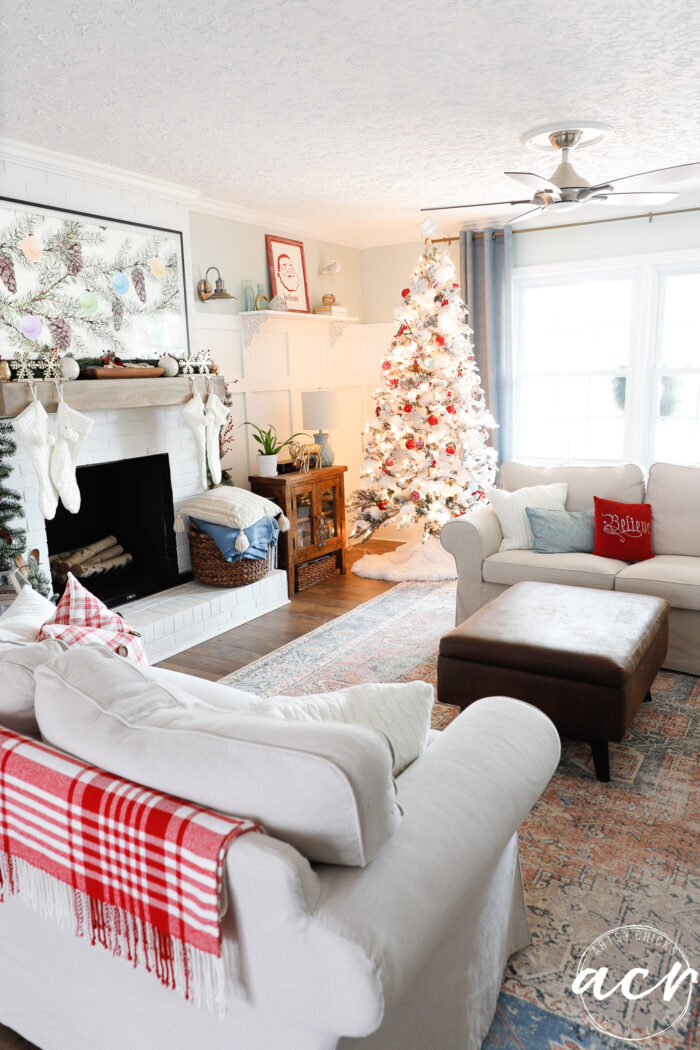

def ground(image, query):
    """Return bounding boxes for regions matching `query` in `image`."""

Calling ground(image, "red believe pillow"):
[38,573,148,667]
[593,497,653,563]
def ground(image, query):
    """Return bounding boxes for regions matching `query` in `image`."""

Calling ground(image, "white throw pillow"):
[174,486,285,532]
[0,639,67,735]
[253,682,434,775]
[0,586,56,644]
[149,666,259,712]
[487,483,568,551]
[35,646,401,867]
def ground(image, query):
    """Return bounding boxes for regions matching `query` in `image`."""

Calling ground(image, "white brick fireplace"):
[9,390,289,662]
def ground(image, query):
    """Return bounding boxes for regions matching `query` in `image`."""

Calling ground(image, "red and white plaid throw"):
[0,728,261,1010]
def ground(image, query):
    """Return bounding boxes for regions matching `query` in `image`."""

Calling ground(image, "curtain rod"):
[430,203,700,243]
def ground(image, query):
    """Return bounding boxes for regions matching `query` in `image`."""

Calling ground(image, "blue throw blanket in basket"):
[191,516,279,562]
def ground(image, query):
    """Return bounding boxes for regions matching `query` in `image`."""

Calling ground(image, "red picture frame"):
[265,235,310,314]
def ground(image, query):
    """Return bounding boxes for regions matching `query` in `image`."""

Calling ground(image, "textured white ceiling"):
[2,0,700,246]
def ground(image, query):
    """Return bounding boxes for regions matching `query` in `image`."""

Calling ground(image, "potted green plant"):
[242,422,309,477]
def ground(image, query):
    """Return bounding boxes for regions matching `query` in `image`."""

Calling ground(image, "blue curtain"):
[460,227,514,464]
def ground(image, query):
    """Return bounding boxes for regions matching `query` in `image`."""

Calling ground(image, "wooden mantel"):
[0,375,226,418]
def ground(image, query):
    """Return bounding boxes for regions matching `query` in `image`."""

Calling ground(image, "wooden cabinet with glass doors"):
[248,465,347,597]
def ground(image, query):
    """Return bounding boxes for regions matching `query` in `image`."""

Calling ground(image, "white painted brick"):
[4,161,47,184]
[64,191,109,213]
[46,171,86,193]
[84,180,124,202]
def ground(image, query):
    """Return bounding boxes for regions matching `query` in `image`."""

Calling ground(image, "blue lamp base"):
[313,431,335,467]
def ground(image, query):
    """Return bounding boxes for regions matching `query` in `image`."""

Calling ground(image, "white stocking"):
[205,392,230,487]
[50,396,94,513]
[182,390,207,490]
[11,395,58,520]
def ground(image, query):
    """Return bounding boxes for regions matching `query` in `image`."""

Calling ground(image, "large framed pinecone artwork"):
[0,197,190,362]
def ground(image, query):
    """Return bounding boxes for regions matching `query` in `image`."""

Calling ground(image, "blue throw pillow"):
[525,506,595,554]
[191,516,279,562]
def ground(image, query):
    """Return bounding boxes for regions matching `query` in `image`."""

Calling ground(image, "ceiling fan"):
[423,126,700,224]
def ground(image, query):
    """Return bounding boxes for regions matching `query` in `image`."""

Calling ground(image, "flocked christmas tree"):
[351,239,497,541]
[0,420,52,598]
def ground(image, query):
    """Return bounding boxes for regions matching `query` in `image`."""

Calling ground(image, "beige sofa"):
[441,461,700,676]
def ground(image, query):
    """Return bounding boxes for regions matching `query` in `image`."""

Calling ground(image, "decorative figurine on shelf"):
[12,348,37,381]
[0,359,11,382]
[61,355,80,380]
[37,347,64,381]
[195,348,212,375]
[267,295,287,312]
[294,442,323,472]
[255,283,269,310]
[178,349,198,376]
[158,353,179,377]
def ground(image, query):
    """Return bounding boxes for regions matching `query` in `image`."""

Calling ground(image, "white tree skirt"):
[351,538,457,582]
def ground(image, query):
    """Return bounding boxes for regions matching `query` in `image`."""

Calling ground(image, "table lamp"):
[302,389,337,467]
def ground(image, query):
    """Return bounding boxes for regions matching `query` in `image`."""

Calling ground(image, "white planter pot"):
[257,454,278,477]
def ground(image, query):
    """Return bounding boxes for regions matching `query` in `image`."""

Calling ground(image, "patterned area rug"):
[221,580,700,1050]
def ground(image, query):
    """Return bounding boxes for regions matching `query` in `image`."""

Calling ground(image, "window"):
[513,260,700,466]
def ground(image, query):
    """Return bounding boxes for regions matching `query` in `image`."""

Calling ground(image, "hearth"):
[45,454,183,607]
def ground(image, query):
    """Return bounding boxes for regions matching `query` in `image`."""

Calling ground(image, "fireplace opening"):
[45,454,184,607]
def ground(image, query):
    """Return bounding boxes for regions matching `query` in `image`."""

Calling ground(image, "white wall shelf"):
[238,310,358,348]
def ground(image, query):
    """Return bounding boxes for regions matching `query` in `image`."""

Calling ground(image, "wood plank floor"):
[156,539,402,680]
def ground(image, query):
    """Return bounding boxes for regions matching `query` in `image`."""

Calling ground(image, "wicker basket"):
[188,524,270,588]
[296,553,337,591]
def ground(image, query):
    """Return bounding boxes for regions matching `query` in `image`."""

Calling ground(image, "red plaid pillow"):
[38,573,148,667]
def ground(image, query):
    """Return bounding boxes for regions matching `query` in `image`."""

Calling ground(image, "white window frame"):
[512,249,700,468]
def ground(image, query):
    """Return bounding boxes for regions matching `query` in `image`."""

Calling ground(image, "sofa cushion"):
[645,462,700,557]
[500,462,645,511]
[483,550,629,590]
[593,497,653,563]
[615,555,700,611]
[486,483,567,551]
[0,639,66,734]
[39,573,148,667]
[34,646,400,868]
[148,666,259,711]
[253,681,434,776]
[0,585,56,644]
[525,506,595,554]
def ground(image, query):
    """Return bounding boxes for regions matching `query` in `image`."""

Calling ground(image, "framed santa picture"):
[265,235,310,313]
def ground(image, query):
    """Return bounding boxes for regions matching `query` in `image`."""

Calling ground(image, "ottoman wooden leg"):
[591,740,610,783]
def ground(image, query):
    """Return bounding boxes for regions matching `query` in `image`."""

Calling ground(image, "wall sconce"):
[197,267,237,302]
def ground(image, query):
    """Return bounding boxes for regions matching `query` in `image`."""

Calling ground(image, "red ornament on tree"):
[403,404,413,413]
[416,438,425,450]
[446,445,456,455]
[411,491,420,501]
[385,458,393,467]
[446,405,456,414]
[406,438,416,449]
[427,414,438,426]
[441,299,449,306]
[378,501,388,510]
[436,335,445,346]
[401,288,410,298]
[389,378,399,387]
[382,361,391,370]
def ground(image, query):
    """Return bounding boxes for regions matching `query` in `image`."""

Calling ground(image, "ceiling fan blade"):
[421,200,532,212]
[505,171,560,193]
[603,162,700,192]
[591,191,678,206]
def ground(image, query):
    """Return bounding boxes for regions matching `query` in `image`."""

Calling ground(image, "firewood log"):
[82,544,124,566]
[57,535,117,574]
[75,553,132,579]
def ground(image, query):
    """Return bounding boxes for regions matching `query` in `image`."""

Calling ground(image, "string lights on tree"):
[350,238,497,542]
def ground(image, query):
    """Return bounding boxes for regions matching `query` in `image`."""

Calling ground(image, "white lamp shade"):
[302,390,337,431]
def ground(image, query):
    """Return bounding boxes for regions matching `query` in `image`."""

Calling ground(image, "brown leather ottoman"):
[437,581,669,781]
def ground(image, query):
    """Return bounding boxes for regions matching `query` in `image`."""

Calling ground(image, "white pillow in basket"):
[253,681,434,775]
[487,482,568,551]
[174,485,289,533]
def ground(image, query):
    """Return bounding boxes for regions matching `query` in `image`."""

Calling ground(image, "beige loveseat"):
[440,461,700,676]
